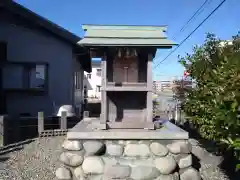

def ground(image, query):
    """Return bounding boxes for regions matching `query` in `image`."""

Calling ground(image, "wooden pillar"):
[147,53,153,90]
[100,54,107,124]
[146,53,153,122]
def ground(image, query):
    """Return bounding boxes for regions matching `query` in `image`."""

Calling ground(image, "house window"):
[3,63,48,90]
[96,85,101,92]
[28,64,47,89]
[96,68,101,76]
[86,73,91,79]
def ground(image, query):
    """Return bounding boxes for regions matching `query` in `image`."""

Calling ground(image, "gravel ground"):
[200,166,230,180]
[0,137,65,180]
[0,136,233,180]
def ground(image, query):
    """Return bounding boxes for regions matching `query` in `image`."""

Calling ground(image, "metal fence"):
[0,112,81,146]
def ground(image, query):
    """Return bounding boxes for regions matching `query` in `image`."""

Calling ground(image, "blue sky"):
[15,0,239,80]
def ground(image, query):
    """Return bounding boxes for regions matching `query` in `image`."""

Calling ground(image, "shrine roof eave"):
[82,24,168,31]
[77,38,177,48]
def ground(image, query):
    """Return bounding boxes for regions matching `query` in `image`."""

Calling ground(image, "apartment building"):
[153,80,173,93]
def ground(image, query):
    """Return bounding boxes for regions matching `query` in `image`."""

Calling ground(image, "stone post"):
[38,112,44,135]
[60,111,67,130]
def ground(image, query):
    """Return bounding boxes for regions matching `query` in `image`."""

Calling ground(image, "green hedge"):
[179,33,240,171]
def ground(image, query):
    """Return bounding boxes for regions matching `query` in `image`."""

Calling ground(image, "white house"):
[83,60,102,101]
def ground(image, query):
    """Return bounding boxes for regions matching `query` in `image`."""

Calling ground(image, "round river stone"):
[155,156,177,175]
[82,156,104,174]
[83,141,105,155]
[130,166,160,180]
[180,168,201,180]
[106,144,124,156]
[59,152,84,167]
[150,142,169,156]
[55,167,72,180]
[124,144,150,157]
[62,140,82,151]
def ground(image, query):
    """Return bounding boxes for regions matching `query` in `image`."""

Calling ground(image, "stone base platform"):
[55,120,201,180]
[67,118,189,140]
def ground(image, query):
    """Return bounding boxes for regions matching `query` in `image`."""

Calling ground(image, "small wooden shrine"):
[78,25,176,130]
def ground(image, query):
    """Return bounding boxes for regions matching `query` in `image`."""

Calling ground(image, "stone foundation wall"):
[56,139,201,180]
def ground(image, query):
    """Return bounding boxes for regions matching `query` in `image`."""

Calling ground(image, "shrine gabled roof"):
[78,24,177,47]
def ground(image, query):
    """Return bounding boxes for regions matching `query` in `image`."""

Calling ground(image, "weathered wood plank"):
[100,55,107,124]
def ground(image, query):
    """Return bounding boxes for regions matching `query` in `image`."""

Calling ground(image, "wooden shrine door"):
[113,57,138,83]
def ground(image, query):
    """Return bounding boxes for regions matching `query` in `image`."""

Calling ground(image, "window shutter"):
[0,42,7,63]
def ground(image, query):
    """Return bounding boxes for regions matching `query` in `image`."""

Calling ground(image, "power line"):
[153,0,212,65]
[154,0,227,69]
[171,0,211,40]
